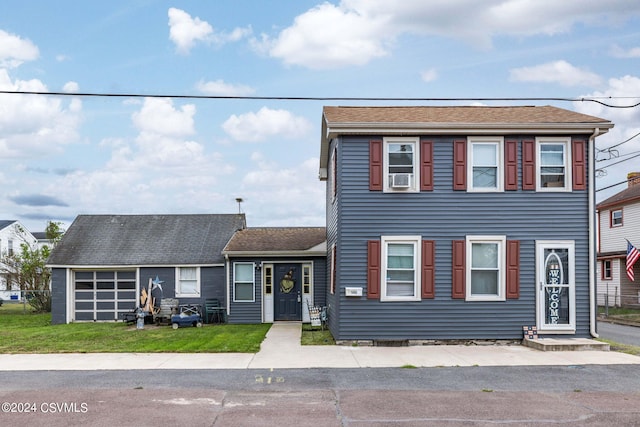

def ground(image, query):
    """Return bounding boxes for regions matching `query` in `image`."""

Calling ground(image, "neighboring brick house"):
[319,105,613,342]
[597,172,640,307]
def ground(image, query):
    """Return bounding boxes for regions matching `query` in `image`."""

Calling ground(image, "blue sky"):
[1,1,640,232]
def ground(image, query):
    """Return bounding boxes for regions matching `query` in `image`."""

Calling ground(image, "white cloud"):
[573,75,640,201]
[222,107,312,142]
[0,29,39,68]
[63,81,79,93]
[509,60,602,87]
[257,2,390,69]
[259,0,640,69]
[131,97,195,138]
[196,79,255,96]
[610,44,640,58]
[240,153,325,226]
[0,69,81,158]
[168,8,252,55]
[421,68,438,82]
[168,8,214,54]
[47,98,236,216]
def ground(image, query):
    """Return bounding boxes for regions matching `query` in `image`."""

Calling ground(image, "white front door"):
[536,241,575,333]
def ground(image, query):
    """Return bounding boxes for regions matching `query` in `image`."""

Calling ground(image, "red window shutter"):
[522,139,536,190]
[452,240,465,299]
[370,140,383,191]
[572,139,586,190]
[506,240,520,299]
[453,140,467,190]
[420,139,434,191]
[367,240,381,299]
[421,240,435,298]
[505,139,518,190]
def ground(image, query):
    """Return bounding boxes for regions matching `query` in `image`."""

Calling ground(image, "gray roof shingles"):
[47,214,246,266]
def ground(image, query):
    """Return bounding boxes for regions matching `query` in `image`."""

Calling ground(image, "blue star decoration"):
[151,276,164,293]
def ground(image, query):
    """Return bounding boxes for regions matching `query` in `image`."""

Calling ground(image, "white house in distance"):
[597,172,640,307]
[0,220,39,300]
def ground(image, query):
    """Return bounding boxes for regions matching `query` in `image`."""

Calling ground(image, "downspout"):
[589,128,601,338]
[225,254,230,319]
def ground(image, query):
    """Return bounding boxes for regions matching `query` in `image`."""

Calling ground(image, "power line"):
[1,89,640,108]
[597,130,640,154]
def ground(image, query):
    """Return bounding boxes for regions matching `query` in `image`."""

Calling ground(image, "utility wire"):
[597,130,640,153]
[1,89,640,108]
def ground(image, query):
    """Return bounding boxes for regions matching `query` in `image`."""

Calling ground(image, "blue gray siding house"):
[222,227,326,324]
[47,215,327,325]
[319,105,613,342]
[47,214,245,324]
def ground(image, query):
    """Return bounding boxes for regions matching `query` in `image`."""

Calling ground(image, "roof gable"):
[47,214,246,266]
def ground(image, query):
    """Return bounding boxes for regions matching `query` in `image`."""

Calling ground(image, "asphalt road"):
[598,321,640,347]
[2,366,640,426]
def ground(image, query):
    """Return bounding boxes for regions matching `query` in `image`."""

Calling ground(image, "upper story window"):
[384,137,419,192]
[611,209,623,227]
[467,137,503,192]
[176,267,200,297]
[381,235,421,301]
[537,137,571,191]
[466,236,506,301]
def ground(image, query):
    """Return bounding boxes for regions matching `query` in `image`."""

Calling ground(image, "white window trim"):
[383,137,420,193]
[467,136,504,192]
[233,262,256,302]
[175,266,201,298]
[465,235,506,301]
[381,235,421,302]
[536,137,572,192]
[536,240,576,333]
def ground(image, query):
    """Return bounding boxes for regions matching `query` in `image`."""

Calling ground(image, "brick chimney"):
[628,172,640,188]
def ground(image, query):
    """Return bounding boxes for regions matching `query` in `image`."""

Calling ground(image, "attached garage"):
[73,270,137,321]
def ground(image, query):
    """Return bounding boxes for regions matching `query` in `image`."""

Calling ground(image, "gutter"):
[589,127,601,338]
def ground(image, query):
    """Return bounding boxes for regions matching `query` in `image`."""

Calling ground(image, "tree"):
[0,221,65,313]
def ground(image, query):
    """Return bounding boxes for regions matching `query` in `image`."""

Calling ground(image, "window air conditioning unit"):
[391,173,411,188]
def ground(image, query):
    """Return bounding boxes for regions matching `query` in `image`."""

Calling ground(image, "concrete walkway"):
[1,322,639,371]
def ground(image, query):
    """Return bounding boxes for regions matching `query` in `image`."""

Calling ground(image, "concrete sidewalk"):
[1,322,639,371]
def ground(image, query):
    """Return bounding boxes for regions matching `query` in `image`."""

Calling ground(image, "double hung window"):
[466,236,506,301]
[611,209,622,227]
[233,263,255,302]
[176,267,199,297]
[468,137,503,191]
[537,138,571,190]
[381,236,420,301]
[384,137,419,192]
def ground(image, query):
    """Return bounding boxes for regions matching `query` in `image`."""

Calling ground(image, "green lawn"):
[0,303,270,354]
[598,306,640,323]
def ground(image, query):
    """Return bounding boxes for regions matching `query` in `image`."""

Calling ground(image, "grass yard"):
[0,303,270,354]
[301,323,335,345]
[598,306,640,324]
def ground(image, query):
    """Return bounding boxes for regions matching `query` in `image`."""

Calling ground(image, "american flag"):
[626,240,640,281]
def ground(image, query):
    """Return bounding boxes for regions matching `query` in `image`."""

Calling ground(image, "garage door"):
[73,270,137,321]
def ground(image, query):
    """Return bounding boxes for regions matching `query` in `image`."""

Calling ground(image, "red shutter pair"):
[369,140,434,191]
[367,240,435,299]
[454,139,518,191]
[451,240,520,299]
[453,139,587,191]
[523,139,586,190]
